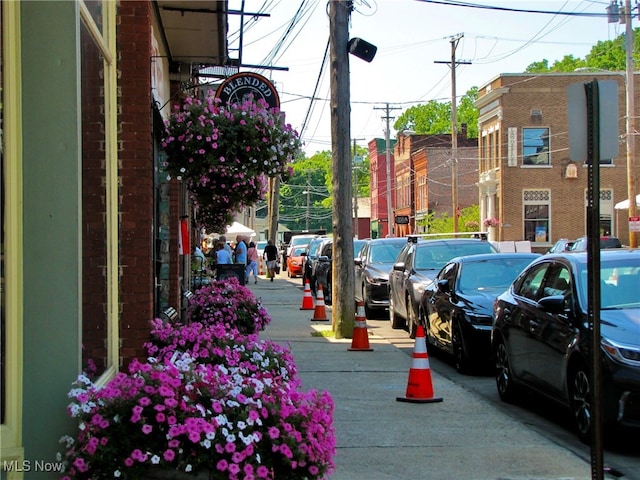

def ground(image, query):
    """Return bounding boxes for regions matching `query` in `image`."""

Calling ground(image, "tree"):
[524,28,640,73]
[393,88,479,138]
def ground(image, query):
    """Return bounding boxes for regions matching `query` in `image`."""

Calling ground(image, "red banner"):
[178,219,189,255]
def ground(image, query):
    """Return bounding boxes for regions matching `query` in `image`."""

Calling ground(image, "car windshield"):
[369,243,404,264]
[292,246,306,256]
[577,260,640,309]
[414,242,496,270]
[458,257,537,294]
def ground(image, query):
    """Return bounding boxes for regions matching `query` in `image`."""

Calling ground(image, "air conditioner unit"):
[530,109,543,118]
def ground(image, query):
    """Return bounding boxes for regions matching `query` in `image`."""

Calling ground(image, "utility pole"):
[624,0,638,248]
[352,138,365,238]
[374,104,400,237]
[305,171,311,231]
[329,0,355,338]
[435,33,471,233]
[267,176,280,244]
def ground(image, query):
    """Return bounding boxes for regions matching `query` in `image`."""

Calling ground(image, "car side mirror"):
[538,295,566,314]
[354,258,363,266]
[393,262,406,272]
[436,279,450,293]
[318,255,330,262]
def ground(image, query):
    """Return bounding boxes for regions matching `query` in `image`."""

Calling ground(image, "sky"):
[226,0,627,155]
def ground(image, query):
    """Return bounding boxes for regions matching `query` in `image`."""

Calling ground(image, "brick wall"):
[117,0,154,365]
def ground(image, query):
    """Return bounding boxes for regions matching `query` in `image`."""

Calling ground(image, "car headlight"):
[602,337,640,366]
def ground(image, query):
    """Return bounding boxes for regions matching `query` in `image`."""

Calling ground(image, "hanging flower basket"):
[161,94,299,216]
[483,217,500,228]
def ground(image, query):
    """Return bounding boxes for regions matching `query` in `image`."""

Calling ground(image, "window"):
[516,263,549,301]
[79,1,118,381]
[523,190,550,243]
[522,127,550,166]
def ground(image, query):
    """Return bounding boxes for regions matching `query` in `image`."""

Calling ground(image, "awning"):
[154,0,228,66]
[614,194,640,210]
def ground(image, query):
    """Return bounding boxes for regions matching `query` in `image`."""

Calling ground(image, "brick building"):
[368,137,396,238]
[475,73,635,248]
[393,129,478,236]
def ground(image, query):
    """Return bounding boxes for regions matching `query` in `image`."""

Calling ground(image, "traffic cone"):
[310,284,329,321]
[396,326,443,403]
[300,280,314,310]
[259,259,264,276]
[348,301,373,351]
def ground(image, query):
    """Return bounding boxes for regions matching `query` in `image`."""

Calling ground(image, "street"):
[253,274,640,480]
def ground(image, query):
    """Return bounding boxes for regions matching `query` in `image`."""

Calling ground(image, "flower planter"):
[146,468,213,480]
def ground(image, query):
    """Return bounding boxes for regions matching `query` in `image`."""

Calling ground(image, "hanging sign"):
[215,72,280,109]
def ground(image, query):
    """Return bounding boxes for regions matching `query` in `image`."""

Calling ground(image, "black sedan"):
[492,249,640,441]
[420,252,539,373]
[388,237,498,336]
[354,237,407,318]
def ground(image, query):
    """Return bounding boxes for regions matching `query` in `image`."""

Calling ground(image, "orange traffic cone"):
[310,284,329,321]
[397,326,442,403]
[348,301,373,351]
[300,280,314,310]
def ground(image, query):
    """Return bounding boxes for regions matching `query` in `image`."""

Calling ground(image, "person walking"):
[245,241,259,284]
[234,235,247,265]
[263,239,279,282]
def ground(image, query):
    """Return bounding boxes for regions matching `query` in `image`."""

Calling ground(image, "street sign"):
[630,216,640,233]
[395,215,409,224]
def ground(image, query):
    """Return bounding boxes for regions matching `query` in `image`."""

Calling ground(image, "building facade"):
[368,137,396,238]
[475,73,634,248]
[1,2,228,476]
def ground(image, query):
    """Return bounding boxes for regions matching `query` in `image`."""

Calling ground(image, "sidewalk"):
[249,274,605,480]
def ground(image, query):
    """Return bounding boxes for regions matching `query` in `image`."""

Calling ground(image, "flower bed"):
[59,279,335,479]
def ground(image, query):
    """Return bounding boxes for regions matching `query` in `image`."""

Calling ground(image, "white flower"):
[151,455,161,465]
[185,465,193,472]
[114,470,121,477]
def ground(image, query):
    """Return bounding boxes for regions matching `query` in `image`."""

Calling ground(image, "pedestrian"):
[220,235,233,257]
[245,241,259,284]
[215,241,232,265]
[234,235,247,265]
[263,239,279,282]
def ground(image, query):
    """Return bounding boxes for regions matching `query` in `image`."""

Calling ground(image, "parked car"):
[388,237,498,336]
[302,236,329,286]
[308,238,334,295]
[283,234,319,272]
[286,246,306,278]
[318,238,368,304]
[492,249,640,441]
[354,237,408,318]
[420,252,539,373]
[570,235,622,251]
[547,238,574,253]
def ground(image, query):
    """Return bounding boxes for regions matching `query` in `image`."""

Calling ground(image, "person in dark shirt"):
[263,239,279,282]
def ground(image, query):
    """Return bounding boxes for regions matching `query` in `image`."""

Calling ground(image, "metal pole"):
[624,0,637,247]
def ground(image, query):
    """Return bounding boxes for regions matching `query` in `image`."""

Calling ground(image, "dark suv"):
[354,237,407,318]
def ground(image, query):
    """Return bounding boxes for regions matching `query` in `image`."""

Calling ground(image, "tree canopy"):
[393,87,479,138]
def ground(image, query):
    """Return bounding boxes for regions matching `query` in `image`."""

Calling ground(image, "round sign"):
[215,72,280,110]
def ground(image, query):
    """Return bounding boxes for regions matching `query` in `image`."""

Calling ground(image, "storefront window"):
[523,189,550,243]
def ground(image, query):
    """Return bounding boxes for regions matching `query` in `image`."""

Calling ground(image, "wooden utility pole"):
[329,0,355,338]
[267,176,279,244]
[435,33,471,233]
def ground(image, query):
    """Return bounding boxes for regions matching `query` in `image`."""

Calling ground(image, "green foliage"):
[418,204,481,237]
[393,88,479,138]
[525,28,640,73]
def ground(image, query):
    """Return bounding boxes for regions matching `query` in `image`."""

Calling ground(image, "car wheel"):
[568,362,592,443]
[452,321,471,374]
[389,295,404,329]
[494,338,520,403]
[407,298,418,339]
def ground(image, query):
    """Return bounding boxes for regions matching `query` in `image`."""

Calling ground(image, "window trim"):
[1,0,25,461]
